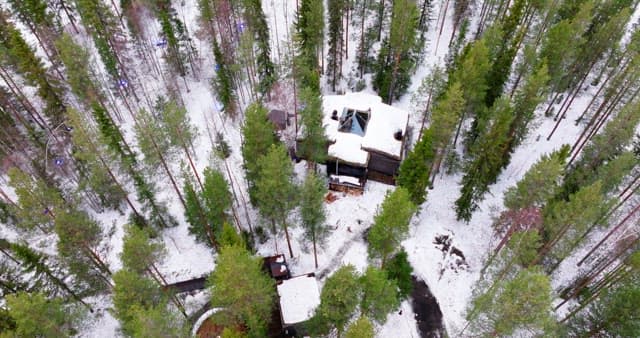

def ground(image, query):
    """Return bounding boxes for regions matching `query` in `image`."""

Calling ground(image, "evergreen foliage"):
[568,274,640,337]
[467,267,555,336]
[345,316,375,338]
[212,38,237,117]
[207,245,275,337]
[314,265,361,336]
[360,266,400,323]
[455,97,514,222]
[327,0,346,91]
[127,303,189,338]
[120,224,165,274]
[74,0,121,80]
[241,102,277,202]
[298,87,327,165]
[54,209,110,291]
[373,0,419,103]
[112,269,165,336]
[200,167,232,242]
[7,168,63,233]
[397,128,435,205]
[503,147,569,211]
[543,181,611,264]
[384,249,414,300]
[254,144,297,257]
[242,0,275,96]
[300,171,328,268]
[4,292,82,337]
[367,187,416,266]
[0,14,64,122]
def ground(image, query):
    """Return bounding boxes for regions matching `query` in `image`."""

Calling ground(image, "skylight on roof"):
[338,108,370,136]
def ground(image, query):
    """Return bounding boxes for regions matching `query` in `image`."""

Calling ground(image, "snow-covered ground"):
[2,0,639,337]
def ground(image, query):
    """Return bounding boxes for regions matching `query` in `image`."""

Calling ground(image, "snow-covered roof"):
[323,92,409,166]
[277,274,321,325]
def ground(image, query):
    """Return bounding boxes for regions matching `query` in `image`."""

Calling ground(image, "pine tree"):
[199,167,232,244]
[296,0,324,75]
[54,209,111,291]
[207,245,275,337]
[300,171,328,269]
[455,97,514,222]
[567,274,640,337]
[241,102,277,201]
[74,0,122,80]
[5,292,83,337]
[212,39,237,117]
[397,128,435,205]
[254,144,297,258]
[112,269,165,336]
[429,81,465,178]
[7,167,64,233]
[327,0,346,91]
[503,147,569,211]
[242,0,275,96]
[360,266,400,323]
[383,249,414,300]
[368,187,416,266]
[541,181,611,265]
[0,13,65,123]
[120,224,165,275]
[127,303,189,338]
[298,87,327,166]
[345,316,375,338]
[373,0,418,103]
[467,267,555,336]
[314,265,362,336]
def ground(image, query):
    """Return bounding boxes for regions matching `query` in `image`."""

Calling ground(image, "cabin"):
[263,254,291,281]
[277,273,321,337]
[322,92,409,192]
[268,109,291,131]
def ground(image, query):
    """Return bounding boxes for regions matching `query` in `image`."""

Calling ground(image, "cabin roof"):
[323,92,409,166]
[277,274,321,325]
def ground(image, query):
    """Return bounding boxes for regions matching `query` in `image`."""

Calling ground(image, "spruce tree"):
[455,97,514,222]
[74,0,122,80]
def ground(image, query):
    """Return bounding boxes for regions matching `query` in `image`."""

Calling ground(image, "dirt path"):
[411,276,446,338]
[316,229,366,279]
